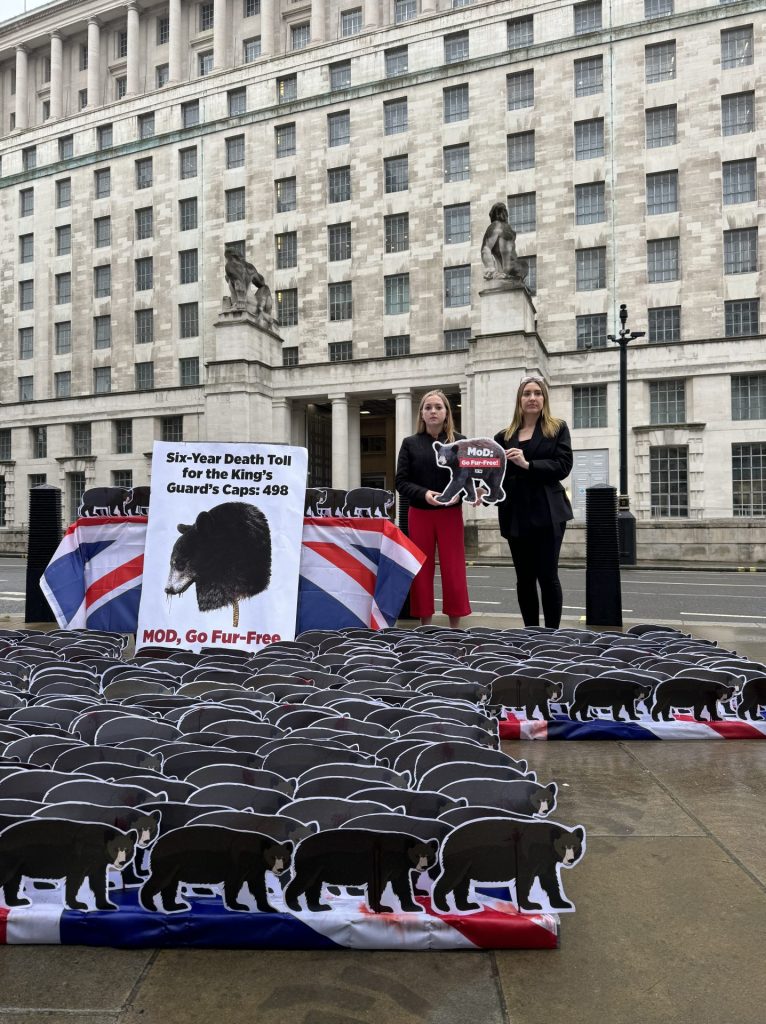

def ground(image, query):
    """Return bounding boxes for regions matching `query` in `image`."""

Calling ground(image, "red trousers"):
[408,506,471,618]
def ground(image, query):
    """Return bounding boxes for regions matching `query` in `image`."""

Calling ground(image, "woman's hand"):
[425,490,459,507]
[505,448,529,470]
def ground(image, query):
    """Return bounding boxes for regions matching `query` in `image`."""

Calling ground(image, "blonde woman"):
[395,390,471,628]
[494,375,573,628]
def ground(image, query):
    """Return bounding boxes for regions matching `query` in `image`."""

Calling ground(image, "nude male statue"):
[480,202,529,284]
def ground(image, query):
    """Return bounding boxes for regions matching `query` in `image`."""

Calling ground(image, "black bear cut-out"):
[651,679,736,722]
[0,818,137,911]
[569,679,652,722]
[432,438,507,504]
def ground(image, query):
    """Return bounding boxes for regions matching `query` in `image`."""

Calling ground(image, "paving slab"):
[495,835,766,1024]
[118,949,506,1024]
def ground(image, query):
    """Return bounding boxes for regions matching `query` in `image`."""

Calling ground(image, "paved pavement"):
[1,614,765,1024]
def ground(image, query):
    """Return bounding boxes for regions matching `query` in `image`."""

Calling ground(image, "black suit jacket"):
[494,420,574,539]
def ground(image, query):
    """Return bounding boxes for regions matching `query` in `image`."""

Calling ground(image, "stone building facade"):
[0,0,763,562]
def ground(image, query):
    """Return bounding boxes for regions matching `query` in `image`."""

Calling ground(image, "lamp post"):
[607,303,644,566]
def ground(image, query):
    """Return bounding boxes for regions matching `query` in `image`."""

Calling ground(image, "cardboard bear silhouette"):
[432,438,507,504]
[651,679,736,722]
[569,679,652,722]
[341,487,395,518]
[431,817,586,915]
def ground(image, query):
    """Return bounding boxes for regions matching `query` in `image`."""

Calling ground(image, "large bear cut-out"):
[432,438,507,505]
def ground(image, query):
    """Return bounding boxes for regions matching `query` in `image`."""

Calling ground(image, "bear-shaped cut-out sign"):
[432,438,507,505]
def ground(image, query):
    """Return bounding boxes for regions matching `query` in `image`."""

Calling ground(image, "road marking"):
[681,611,766,620]
[471,601,502,606]
[0,592,25,597]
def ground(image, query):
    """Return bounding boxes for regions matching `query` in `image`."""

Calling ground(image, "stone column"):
[14,47,28,130]
[331,396,349,490]
[421,0,436,12]
[87,18,101,108]
[311,0,325,43]
[291,403,305,447]
[459,382,471,439]
[365,0,380,29]
[214,0,228,69]
[272,398,292,444]
[348,402,361,489]
[49,34,63,120]
[169,0,184,83]
[394,388,414,455]
[260,0,275,57]
[127,3,140,95]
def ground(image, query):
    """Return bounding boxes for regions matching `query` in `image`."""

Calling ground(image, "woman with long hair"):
[494,375,574,628]
[395,390,471,628]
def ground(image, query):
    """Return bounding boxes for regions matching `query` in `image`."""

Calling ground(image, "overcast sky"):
[2,1,58,22]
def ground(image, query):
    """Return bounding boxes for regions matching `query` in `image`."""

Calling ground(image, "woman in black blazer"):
[493,375,574,628]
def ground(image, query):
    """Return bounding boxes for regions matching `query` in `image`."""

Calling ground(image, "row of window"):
[0,416,183,465]
[13,359,200,403]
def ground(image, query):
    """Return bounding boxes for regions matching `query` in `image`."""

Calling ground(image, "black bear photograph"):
[283,828,438,914]
[165,501,272,627]
[431,818,585,915]
[650,679,736,722]
[139,824,291,913]
[0,818,137,911]
[432,438,507,504]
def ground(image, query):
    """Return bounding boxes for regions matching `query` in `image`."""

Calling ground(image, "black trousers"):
[508,525,566,628]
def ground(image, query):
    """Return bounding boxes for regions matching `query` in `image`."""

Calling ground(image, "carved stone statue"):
[223,248,278,327]
[480,202,529,285]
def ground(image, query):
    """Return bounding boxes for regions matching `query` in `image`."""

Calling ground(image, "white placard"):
[136,441,307,652]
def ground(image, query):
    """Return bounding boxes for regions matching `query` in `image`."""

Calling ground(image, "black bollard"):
[397,494,416,621]
[25,484,63,624]
[585,484,622,628]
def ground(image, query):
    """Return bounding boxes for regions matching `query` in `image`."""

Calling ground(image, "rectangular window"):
[179,197,198,230]
[55,273,71,305]
[226,187,246,221]
[157,15,170,43]
[179,302,199,338]
[0,429,11,459]
[650,378,686,424]
[115,419,133,454]
[576,313,607,349]
[341,7,362,35]
[135,362,154,391]
[724,227,758,274]
[444,143,469,182]
[648,306,681,342]
[56,178,71,208]
[645,0,673,16]
[507,69,534,110]
[68,471,86,523]
[328,111,350,147]
[282,346,299,367]
[574,56,603,96]
[29,475,47,489]
[646,105,677,147]
[18,327,33,360]
[444,328,470,351]
[94,315,111,349]
[135,207,153,240]
[445,31,469,64]
[721,26,753,69]
[329,282,352,320]
[328,222,351,262]
[384,155,408,193]
[650,445,688,517]
[275,123,296,157]
[291,23,311,49]
[97,124,113,150]
[329,341,353,362]
[135,157,153,189]
[19,281,34,311]
[394,0,417,23]
[575,118,604,160]
[19,234,34,263]
[444,265,470,307]
[19,188,34,217]
[116,78,127,99]
[94,367,111,394]
[79,88,88,110]
[22,146,36,171]
[645,40,676,82]
[55,321,72,354]
[73,422,92,456]
[576,247,606,290]
[444,203,470,244]
[276,289,298,326]
[508,192,536,233]
[721,92,755,136]
[226,135,245,169]
[385,212,409,253]
[731,374,766,420]
[572,384,607,428]
[135,308,154,343]
[94,168,111,198]
[112,470,133,490]
[647,237,680,282]
[385,46,408,77]
[385,273,410,315]
[443,84,469,123]
[507,16,533,49]
[182,100,200,127]
[156,64,169,88]
[179,249,198,284]
[723,159,756,205]
[228,87,247,116]
[32,426,47,459]
[328,166,351,203]
[384,99,408,135]
[575,182,605,224]
[385,335,410,357]
[245,0,261,15]
[18,376,34,401]
[138,113,155,140]
[198,51,213,76]
[330,61,351,91]
[94,265,111,298]
[54,371,71,398]
[646,171,678,214]
[135,257,153,291]
[180,357,200,387]
[574,1,601,34]
[725,299,759,337]
[507,131,535,171]
[161,415,183,442]
[275,177,296,212]
[58,135,73,160]
[277,75,297,104]
[275,231,298,269]
[179,147,197,179]
[94,216,111,247]
[243,37,261,62]
[116,28,128,58]
[732,443,766,517]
